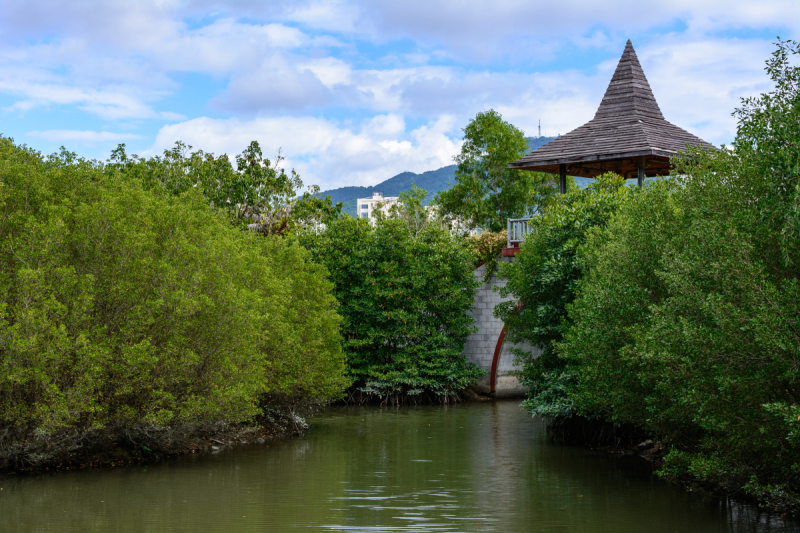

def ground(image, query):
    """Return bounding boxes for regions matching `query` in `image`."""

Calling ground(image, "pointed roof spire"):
[509,40,714,179]
[594,40,663,120]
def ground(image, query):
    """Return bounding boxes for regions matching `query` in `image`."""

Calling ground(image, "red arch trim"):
[490,301,525,393]
[490,326,507,393]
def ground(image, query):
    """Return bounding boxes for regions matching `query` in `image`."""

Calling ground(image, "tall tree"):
[107,140,342,237]
[296,211,482,403]
[435,110,556,232]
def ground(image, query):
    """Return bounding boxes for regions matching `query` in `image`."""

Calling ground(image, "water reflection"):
[0,401,795,532]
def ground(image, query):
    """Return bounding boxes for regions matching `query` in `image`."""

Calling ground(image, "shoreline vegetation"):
[0,407,307,475]
[0,131,491,473]
[498,40,800,515]
[0,138,350,473]
[0,38,798,519]
[295,187,484,405]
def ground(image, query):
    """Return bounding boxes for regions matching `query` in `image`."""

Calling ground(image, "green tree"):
[382,184,445,237]
[435,110,557,232]
[0,138,348,468]
[494,174,633,418]
[107,140,342,236]
[556,39,800,512]
[297,215,482,402]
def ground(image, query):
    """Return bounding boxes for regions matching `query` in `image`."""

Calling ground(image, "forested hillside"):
[324,136,557,217]
[323,165,456,217]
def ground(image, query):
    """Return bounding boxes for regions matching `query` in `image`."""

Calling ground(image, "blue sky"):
[1,0,798,190]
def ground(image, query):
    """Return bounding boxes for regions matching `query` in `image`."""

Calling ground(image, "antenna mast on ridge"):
[538,120,541,137]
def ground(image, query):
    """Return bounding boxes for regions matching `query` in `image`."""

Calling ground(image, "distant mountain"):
[526,136,555,152]
[320,136,558,217]
[321,165,458,217]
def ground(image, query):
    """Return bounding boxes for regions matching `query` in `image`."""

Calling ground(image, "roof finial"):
[593,39,663,120]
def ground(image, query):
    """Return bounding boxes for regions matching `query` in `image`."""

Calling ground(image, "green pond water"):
[0,401,796,532]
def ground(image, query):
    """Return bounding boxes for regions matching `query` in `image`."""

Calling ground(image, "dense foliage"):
[297,197,482,402]
[494,174,633,418]
[435,110,557,232]
[559,40,800,512]
[465,230,507,282]
[0,138,348,467]
[502,40,800,512]
[107,140,342,236]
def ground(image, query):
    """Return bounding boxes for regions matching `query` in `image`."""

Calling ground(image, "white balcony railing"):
[507,217,532,248]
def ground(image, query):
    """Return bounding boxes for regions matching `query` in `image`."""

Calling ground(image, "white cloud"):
[285,1,359,33]
[0,0,796,177]
[0,78,184,121]
[211,55,333,112]
[149,114,462,190]
[361,114,406,139]
[321,0,800,62]
[636,37,775,144]
[27,130,144,143]
[0,6,318,118]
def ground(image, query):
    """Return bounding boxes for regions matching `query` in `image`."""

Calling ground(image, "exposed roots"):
[344,387,463,406]
[0,399,316,474]
[545,414,650,448]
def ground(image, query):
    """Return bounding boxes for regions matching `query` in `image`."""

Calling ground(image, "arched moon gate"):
[463,252,537,398]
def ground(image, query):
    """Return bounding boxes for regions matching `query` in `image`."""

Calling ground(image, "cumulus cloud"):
[0,0,796,179]
[0,6,316,118]
[27,130,145,143]
[149,114,461,190]
[0,77,184,121]
[211,55,333,113]
[324,0,800,63]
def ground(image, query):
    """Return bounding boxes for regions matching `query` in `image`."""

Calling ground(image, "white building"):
[357,192,399,224]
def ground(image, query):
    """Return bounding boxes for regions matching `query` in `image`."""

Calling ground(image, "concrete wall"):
[463,256,540,397]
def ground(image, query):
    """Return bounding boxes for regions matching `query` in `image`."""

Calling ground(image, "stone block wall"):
[463,256,540,397]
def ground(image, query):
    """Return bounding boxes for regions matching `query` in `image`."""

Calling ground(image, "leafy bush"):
[297,211,482,402]
[465,230,507,282]
[557,40,800,511]
[0,139,348,466]
[106,140,342,236]
[494,174,633,419]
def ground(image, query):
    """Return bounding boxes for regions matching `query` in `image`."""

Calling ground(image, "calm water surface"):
[0,401,796,532]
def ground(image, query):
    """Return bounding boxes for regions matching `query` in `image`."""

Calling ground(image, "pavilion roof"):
[509,40,714,178]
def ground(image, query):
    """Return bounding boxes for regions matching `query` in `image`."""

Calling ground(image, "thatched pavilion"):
[510,40,714,192]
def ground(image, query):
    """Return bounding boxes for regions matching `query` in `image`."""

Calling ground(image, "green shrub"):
[297,214,482,402]
[0,139,348,464]
[558,40,800,512]
[106,140,341,236]
[494,173,633,418]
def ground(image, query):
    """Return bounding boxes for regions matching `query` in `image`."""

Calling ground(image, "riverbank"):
[548,415,799,516]
[1,427,286,476]
[2,392,494,476]
[0,409,311,476]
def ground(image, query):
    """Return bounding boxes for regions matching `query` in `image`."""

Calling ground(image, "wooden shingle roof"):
[510,40,714,178]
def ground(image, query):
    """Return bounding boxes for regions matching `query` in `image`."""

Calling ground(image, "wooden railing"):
[507,218,532,248]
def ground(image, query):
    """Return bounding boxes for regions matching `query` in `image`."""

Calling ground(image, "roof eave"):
[509,148,681,170]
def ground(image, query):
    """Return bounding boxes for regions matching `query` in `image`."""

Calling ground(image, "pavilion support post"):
[637,156,645,188]
[559,164,566,195]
